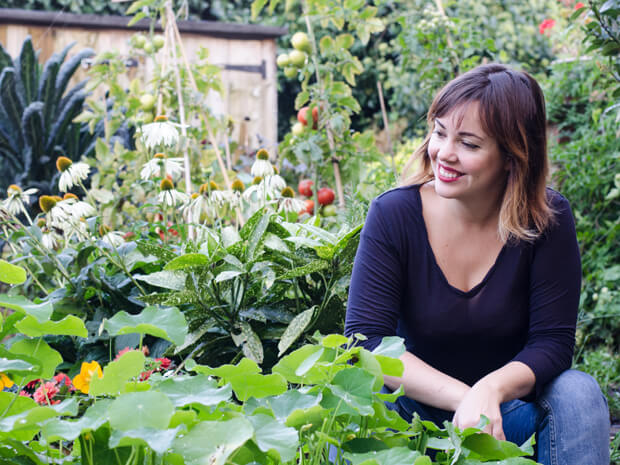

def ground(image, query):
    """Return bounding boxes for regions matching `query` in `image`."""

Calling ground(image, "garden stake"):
[377,81,397,177]
[303,9,345,208]
[164,3,194,237]
[169,13,246,226]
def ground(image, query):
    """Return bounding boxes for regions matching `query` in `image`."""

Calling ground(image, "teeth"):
[439,166,461,179]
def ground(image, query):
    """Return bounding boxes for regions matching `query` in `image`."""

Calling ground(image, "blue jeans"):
[385,370,610,465]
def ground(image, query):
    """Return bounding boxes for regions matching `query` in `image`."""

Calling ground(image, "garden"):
[0,0,618,463]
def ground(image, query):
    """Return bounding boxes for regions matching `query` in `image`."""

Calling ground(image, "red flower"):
[54,373,73,388]
[33,382,60,405]
[139,370,153,381]
[155,357,172,370]
[19,390,31,397]
[25,379,41,390]
[574,2,585,9]
[539,18,556,34]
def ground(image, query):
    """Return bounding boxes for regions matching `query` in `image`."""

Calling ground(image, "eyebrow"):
[435,119,483,140]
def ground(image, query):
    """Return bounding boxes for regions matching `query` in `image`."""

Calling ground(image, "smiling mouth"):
[437,164,464,180]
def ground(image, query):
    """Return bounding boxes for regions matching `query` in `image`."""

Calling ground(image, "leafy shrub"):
[0,37,102,194]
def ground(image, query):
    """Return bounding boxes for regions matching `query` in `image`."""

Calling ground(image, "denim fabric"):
[383,370,610,465]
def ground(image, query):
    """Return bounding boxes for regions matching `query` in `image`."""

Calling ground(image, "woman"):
[344,63,610,464]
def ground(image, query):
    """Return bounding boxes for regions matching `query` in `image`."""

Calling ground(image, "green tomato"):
[152,35,165,50]
[288,50,306,68]
[321,205,337,217]
[276,53,290,68]
[132,34,147,49]
[291,32,311,52]
[291,122,305,136]
[283,67,298,78]
[143,42,155,54]
[139,93,156,111]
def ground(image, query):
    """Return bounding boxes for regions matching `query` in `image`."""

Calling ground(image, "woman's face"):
[427,101,508,203]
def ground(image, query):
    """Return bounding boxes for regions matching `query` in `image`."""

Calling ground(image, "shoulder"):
[371,184,423,218]
[362,184,424,244]
[543,187,576,238]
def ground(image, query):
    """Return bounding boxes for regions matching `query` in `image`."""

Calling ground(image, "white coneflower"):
[140,153,184,181]
[157,178,189,207]
[39,195,71,229]
[56,157,90,193]
[251,149,274,178]
[99,225,125,248]
[242,177,263,203]
[264,174,287,199]
[41,228,61,250]
[139,115,182,150]
[2,185,38,216]
[57,193,96,219]
[278,187,305,213]
[63,217,89,242]
[184,192,213,224]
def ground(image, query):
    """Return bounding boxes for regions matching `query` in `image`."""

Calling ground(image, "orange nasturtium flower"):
[72,361,103,394]
[0,373,14,390]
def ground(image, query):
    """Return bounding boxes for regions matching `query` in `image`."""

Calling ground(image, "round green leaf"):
[9,339,62,384]
[108,391,174,431]
[230,373,287,402]
[109,425,183,455]
[0,295,52,323]
[172,417,253,465]
[0,260,26,285]
[89,350,145,396]
[15,315,87,338]
[248,414,298,462]
[104,306,187,345]
[157,374,232,407]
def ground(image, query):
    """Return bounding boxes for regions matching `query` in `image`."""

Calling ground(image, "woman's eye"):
[433,130,445,137]
[462,141,479,149]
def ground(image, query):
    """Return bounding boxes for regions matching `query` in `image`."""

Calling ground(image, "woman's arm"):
[452,361,535,439]
[385,351,471,412]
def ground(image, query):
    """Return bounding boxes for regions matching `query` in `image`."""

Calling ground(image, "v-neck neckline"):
[414,186,507,297]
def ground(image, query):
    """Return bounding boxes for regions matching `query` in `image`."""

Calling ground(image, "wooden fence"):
[0,8,287,154]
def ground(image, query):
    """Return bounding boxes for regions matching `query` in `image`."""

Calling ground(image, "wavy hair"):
[401,63,555,243]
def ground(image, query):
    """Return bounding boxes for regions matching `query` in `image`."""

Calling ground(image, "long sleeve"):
[511,192,581,397]
[345,198,404,351]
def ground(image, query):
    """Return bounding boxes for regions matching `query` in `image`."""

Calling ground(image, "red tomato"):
[301,199,315,215]
[297,106,318,129]
[298,179,314,197]
[317,187,335,206]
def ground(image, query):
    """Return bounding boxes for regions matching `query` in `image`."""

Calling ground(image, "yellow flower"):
[0,373,14,389]
[72,361,103,394]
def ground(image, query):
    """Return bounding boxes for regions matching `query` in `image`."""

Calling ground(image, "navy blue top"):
[345,184,581,399]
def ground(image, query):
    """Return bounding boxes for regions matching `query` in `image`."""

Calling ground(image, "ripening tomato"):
[301,199,315,215]
[297,106,318,129]
[298,179,314,197]
[317,187,335,206]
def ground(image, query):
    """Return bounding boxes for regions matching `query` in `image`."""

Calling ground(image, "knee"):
[540,369,608,415]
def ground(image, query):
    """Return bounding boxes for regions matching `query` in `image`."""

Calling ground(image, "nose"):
[436,138,458,163]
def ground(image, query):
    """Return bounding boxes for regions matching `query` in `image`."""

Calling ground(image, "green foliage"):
[0,37,102,194]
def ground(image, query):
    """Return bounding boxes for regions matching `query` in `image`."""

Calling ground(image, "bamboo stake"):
[377,81,396,177]
[303,10,345,208]
[169,12,245,226]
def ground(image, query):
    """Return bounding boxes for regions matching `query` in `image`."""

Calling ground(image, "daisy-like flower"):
[1,184,38,216]
[56,156,90,193]
[278,186,305,213]
[264,174,287,198]
[140,153,184,181]
[157,178,189,207]
[207,181,229,207]
[184,189,216,224]
[40,225,61,250]
[243,176,263,203]
[139,115,181,150]
[39,195,71,229]
[57,193,96,219]
[251,149,274,178]
[98,225,125,248]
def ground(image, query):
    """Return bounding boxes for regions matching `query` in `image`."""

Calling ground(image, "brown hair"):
[401,63,554,242]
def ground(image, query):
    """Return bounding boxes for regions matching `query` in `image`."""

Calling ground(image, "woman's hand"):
[452,381,505,440]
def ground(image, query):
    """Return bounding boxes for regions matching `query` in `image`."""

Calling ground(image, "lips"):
[437,163,464,182]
